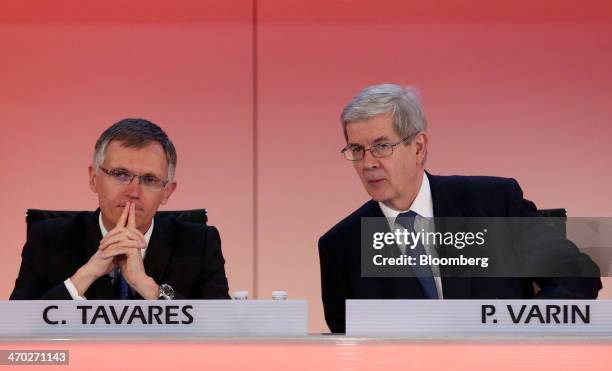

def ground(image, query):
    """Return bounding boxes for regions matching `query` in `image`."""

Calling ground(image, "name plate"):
[0,300,307,337]
[347,300,612,337]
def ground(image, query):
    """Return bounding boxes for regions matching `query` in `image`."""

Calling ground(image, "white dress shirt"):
[378,172,444,299]
[63,213,154,300]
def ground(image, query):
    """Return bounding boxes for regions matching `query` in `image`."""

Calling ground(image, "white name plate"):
[0,300,307,337]
[347,300,612,337]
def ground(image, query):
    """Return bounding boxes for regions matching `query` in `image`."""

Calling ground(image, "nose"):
[362,149,380,169]
[124,177,141,199]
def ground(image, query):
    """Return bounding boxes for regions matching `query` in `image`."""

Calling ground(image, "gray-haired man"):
[318,84,601,333]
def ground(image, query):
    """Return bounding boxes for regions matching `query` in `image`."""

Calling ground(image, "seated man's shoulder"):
[163,217,220,245]
[320,200,379,246]
[433,174,520,195]
[27,211,96,239]
[431,173,535,216]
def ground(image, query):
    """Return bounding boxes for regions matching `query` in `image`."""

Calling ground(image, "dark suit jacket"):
[318,173,602,333]
[10,210,230,300]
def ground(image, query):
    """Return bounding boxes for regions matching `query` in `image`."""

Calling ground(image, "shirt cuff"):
[64,278,87,300]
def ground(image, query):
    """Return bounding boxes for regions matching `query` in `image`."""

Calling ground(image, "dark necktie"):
[396,210,439,299]
[114,272,131,300]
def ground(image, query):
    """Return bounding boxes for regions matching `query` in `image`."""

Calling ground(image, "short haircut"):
[93,118,177,181]
[340,83,427,141]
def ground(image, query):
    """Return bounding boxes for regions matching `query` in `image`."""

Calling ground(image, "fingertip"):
[128,203,137,228]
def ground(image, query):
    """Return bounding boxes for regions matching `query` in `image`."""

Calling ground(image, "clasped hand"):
[98,201,148,285]
[72,201,159,299]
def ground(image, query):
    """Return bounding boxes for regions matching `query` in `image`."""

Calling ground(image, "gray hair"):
[93,118,177,181]
[340,83,427,141]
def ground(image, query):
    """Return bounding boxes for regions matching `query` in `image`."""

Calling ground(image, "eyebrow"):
[141,172,161,179]
[346,135,391,147]
[345,142,362,148]
[372,136,390,144]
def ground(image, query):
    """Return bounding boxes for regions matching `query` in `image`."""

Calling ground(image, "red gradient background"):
[1,0,612,334]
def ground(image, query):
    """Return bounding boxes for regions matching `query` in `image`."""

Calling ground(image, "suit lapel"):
[82,210,115,299]
[427,173,473,299]
[361,200,404,258]
[361,199,384,218]
[143,215,175,285]
[82,209,103,261]
[428,172,463,219]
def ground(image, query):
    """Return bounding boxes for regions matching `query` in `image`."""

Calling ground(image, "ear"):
[414,132,428,165]
[88,165,98,193]
[160,181,177,205]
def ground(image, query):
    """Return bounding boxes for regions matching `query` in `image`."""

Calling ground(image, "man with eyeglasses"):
[11,119,230,300]
[318,84,601,333]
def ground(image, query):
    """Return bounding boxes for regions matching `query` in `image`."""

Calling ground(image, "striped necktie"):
[396,210,439,299]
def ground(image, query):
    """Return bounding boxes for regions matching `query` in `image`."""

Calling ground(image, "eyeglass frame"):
[340,132,420,161]
[98,166,170,190]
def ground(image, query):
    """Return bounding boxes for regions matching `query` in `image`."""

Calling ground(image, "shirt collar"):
[378,171,434,221]
[98,212,154,245]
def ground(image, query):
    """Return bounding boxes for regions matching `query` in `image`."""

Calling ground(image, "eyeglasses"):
[99,167,169,190]
[341,133,418,161]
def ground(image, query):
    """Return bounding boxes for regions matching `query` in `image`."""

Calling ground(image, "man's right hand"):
[69,202,132,297]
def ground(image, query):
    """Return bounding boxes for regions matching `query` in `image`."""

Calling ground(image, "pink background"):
[1,0,612,333]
